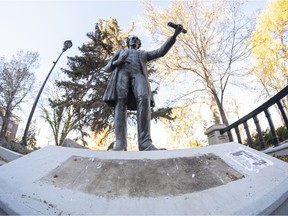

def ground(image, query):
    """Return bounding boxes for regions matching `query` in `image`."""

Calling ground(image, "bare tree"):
[41,103,79,146]
[140,0,254,125]
[0,51,39,139]
[39,75,81,146]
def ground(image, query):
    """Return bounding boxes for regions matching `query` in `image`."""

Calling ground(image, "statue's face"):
[129,36,140,49]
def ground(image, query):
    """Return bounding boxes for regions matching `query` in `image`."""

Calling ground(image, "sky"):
[0,0,270,146]
[0,0,268,82]
[0,0,160,81]
[0,0,177,145]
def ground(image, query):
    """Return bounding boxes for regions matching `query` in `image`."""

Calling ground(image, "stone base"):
[0,142,287,215]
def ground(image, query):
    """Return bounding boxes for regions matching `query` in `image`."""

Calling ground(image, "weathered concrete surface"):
[0,157,6,166]
[0,142,287,215]
[41,154,243,198]
[0,207,6,215]
[0,146,22,162]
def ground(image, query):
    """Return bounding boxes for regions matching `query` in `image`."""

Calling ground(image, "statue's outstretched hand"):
[174,24,183,37]
[168,22,187,37]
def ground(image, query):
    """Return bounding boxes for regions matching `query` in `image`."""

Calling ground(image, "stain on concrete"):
[40,153,244,198]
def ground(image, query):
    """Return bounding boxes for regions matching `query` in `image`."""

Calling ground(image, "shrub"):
[0,140,39,155]
[245,126,288,150]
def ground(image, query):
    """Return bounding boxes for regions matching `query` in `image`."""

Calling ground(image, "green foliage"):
[49,18,174,146]
[26,121,37,148]
[0,139,39,155]
[275,125,288,141]
[151,107,174,121]
[50,18,130,144]
[244,125,288,150]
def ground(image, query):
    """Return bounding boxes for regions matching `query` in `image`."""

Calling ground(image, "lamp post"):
[20,40,73,146]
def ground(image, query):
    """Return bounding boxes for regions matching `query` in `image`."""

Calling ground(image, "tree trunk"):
[0,112,11,138]
[215,93,229,125]
[210,87,229,126]
[209,94,221,124]
[206,75,228,125]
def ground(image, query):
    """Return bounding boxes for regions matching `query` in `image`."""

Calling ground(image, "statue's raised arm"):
[102,22,186,151]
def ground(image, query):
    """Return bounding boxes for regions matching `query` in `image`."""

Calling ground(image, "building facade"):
[0,117,18,140]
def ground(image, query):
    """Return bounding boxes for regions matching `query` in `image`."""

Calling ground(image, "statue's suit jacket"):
[103,36,176,110]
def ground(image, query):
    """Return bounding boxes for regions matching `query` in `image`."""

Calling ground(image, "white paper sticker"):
[226,148,273,173]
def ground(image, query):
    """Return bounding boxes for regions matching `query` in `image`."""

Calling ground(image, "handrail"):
[220,85,288,149]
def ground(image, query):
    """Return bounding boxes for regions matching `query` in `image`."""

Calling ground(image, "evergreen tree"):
[50,18,131,144]
[49,18,173,146]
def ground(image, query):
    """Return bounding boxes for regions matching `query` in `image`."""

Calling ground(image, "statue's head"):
[126,35,141,49]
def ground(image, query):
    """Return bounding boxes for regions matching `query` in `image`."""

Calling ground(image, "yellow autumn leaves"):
[250,0,288,91]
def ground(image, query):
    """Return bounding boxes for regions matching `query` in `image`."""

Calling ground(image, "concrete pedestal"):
[0,142,287,215]
[205,124,229,145]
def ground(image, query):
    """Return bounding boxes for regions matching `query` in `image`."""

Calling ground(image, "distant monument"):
[103,22,186,151]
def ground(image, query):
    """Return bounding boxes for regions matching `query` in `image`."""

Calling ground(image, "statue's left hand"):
[112,51,129,66]
[112,60,123,66]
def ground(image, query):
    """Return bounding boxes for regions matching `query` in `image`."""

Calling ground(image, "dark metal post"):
[20,40,72,146]
[243,121,253,147]
[253,115,265,150]
[277,100,288,130]
[264,108,279,146]
[234,125,242,144]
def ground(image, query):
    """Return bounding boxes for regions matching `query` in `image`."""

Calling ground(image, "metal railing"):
[220,85,288,150]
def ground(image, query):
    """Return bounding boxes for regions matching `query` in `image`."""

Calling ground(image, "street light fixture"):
[20,40,73,146]
[63,40,73,52]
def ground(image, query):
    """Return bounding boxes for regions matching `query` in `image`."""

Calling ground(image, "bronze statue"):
[103,23,185,151]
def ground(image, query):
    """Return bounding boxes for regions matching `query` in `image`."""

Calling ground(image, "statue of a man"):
[103,24,184,151]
